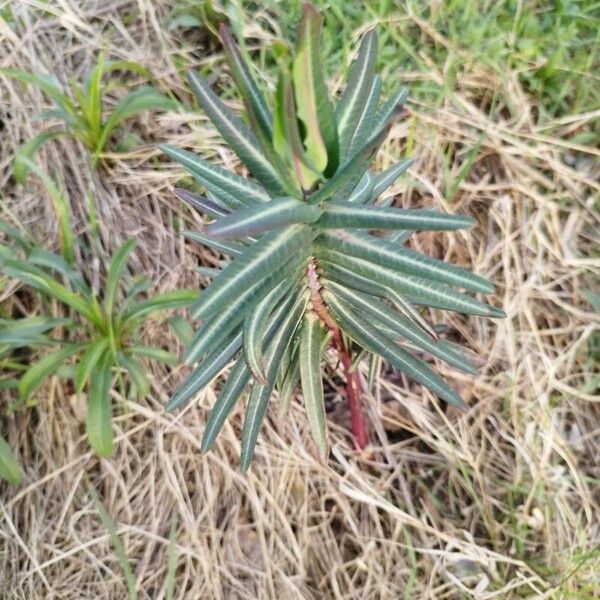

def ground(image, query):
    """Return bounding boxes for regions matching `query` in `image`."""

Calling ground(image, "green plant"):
[1,53,178,178]
[0,229,196,458]
[161,3,505,470]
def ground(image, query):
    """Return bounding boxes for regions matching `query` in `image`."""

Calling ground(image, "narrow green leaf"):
[105,240,136,317]
[117,352,149,398]
[86,352,114,457]
[183,230,242,256]
[0,433,22,485]
[14,130,68,183]
[371,158,413,200]
[318,203,475,231]
[0,316,67,347]
[199,291,300,449]
[0,69,76,113]
[18,157,75,264]
[160,144,270,207]
[347,74,382,159]
[127,345,179,366]
[123,289,197,325]
[374,87,409,131]
[307,106,399,204]
[76,338,109,395]
[335,30,378,160]
[317,230,494,293]
[319,260,439,341]
[240,289,308,471]
[243,276,296,381]
[19,344,82,401]
[277,349,300,416]
[186,72,299,197]
[27,246,89,295]
[96,87,178,154]
[323,292,465,407]
[175,188,230,219]
[166,333,242,412]
[205,196,321,239]
[190,224,314,321]
[318,248,500,317]
[299,312,328,456]
[88,486,137,600]
[220,24,272,142]
[323,281,478,374]
[346,171,374,204]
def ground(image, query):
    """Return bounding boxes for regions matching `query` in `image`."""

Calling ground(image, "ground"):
[0,1,599,598]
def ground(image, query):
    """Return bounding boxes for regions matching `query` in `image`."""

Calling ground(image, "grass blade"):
[88,485,137,600]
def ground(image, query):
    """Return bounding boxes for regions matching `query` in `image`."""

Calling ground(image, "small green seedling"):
[0,228,196,459]
[1,52,178,178]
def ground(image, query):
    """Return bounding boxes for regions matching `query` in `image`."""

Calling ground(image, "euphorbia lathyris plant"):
[161,3,504,470]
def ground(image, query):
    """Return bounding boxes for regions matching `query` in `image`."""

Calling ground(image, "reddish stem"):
[306,258,368,451]
[332,330,369,450]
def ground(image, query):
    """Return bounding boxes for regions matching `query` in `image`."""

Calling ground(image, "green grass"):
[234,0,599,143]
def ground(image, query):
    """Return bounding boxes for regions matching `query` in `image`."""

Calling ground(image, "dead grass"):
[1,1,599,598]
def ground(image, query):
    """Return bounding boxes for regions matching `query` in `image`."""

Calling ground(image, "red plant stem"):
[306,257,368,450]
[331,329,369,450]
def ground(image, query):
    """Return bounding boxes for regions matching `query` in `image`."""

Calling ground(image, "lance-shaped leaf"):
[319,261,440,341]
[323,281,477,374]
[105,239,136,317]
[347,74,382,159]
[175,188,230,219]
[243,277,297,381]
[205,196,321,239]
[86,351,114,457]
[185,263,293,363]
[190,224,315,321]
[18,344,83,402]
[76,338,109,395]
[201,292,299,451]
[160,144,269,207]
[220,23,272,143]
[299,312,328,456]
[317,230,494,293]
[371,158,413,200]
[240,290,308,471]
[323,292,465,408]
[186,72,299,198]
[346,172,374,204]
[293,3,338,174]
[273,64,322,190]
[308,104,402,205]
[318,203,475,231]
[183,230,243,256]
[335,29,378,159]
[277,347,300,416]
[317,248,503,317]
[166,333,242,411]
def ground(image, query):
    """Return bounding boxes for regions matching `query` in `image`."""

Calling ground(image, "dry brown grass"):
[1,1,599,598]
